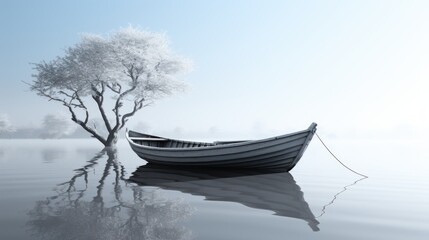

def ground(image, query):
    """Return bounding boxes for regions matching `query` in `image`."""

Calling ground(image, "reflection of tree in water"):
[27,148,193,240]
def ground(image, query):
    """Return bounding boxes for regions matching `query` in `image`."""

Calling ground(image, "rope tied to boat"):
[315,132,368,178]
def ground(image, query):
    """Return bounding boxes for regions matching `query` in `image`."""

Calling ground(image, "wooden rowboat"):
[129,164,320,231]
[126,122,317,170]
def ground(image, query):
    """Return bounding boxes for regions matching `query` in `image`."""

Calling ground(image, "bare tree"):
[0,114,16,135]
[29,26,191,147]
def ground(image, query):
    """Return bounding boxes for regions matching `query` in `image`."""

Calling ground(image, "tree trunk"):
[104,131,118,148]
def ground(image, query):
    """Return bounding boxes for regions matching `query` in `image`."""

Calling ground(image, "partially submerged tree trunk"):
[105,131,119,148]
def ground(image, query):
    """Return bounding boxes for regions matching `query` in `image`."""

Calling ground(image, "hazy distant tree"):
[40,114,76,139]
[0,114,16,135]
[29,26,191,147]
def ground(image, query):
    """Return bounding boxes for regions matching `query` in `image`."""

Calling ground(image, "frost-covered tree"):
[40,114,76,139]
[0,114,16,135]
[30,26,191,147]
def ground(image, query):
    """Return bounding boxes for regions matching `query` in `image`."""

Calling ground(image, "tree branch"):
[112,76,138,130]
[66,103,106,145]
[36,90,107,145]
[57,90,87,110]
[92,82,112,132]
[120,98,146,129]
[73,91,89,124]
[105,82,122,94]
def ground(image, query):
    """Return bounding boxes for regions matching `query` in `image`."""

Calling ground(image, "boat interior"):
[127,131,247,148]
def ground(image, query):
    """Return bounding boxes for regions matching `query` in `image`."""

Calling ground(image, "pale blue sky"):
[1,0,428,139]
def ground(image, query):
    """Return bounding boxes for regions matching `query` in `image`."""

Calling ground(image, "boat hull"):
[127,123,317,170]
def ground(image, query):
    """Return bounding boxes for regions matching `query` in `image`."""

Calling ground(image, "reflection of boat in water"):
[129,164,320,231]
[126,123,317,169]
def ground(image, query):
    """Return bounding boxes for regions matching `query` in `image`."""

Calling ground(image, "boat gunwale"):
[126,123,317,152]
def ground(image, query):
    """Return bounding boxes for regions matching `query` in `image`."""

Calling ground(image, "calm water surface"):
[0,138,428,239]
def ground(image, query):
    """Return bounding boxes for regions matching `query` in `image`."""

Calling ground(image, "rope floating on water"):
[315,132,368,178]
